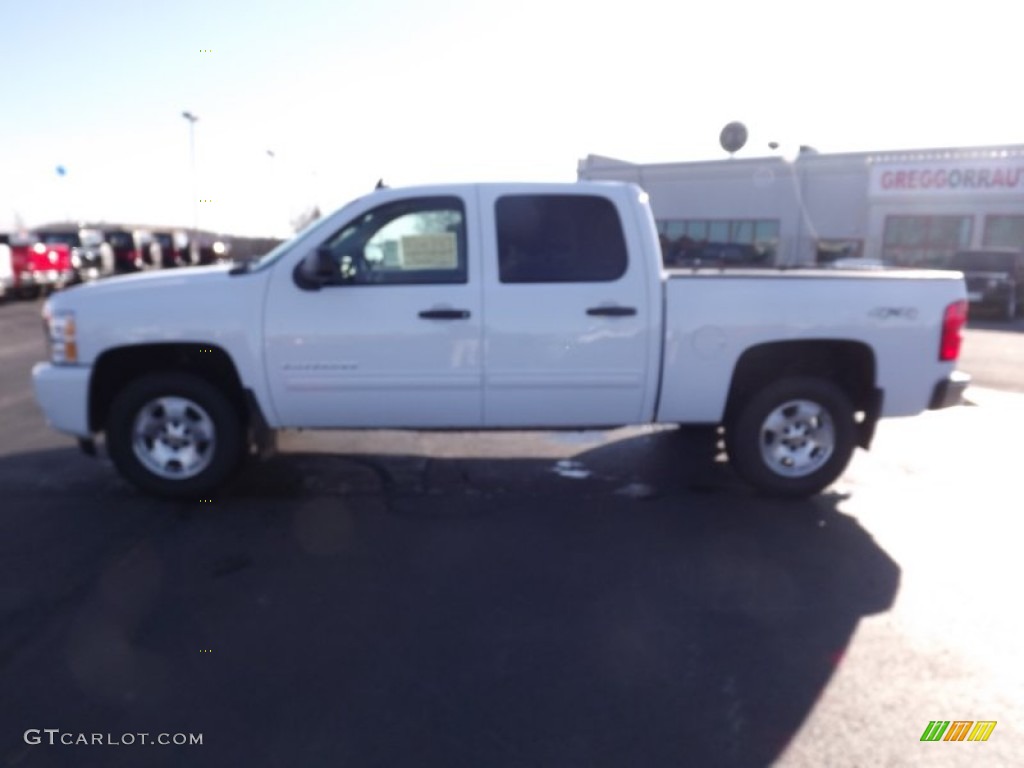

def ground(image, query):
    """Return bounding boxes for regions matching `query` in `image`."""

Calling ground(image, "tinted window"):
[496,194,627,283]
[319,197,466,286]
[105,232,134,248]
[38,232,80,246]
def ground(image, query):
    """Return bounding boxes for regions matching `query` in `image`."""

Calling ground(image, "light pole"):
[182,111,199,263]
[769,141,818,266]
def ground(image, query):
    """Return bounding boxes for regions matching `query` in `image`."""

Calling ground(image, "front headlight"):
[42,303,77,364]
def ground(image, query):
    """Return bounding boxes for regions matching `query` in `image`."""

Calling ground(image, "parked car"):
[77,228,116,280]
[0,236,13,300]
[102,228,143,273]
[151,230,189,268]
[7,232,75,299]
[133,230,160,270]
[34,229,114,283]
[193,234,231,266]
[949,249,1024,320]
[33,181,970,500]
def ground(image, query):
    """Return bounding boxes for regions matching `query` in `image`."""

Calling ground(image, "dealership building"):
[577,144,1024,268]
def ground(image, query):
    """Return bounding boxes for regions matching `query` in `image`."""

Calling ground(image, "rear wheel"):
[726,377,856,498]
[106,372,244,499]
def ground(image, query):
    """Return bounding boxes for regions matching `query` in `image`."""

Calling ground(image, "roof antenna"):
[375,178,387,190]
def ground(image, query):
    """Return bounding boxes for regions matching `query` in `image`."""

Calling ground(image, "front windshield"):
[243,196,365,272]
[105,232,133,248]
[39,232,79,246]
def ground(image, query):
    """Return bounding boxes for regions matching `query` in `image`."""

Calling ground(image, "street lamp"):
[182,110,199,264]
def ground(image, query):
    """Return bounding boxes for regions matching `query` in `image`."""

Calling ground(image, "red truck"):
[2,232,76,299]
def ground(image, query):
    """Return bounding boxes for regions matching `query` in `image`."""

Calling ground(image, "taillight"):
[940,300,968,361]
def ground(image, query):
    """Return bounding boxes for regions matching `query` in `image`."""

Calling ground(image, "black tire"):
[17,286,41,301]
[106,372,244,499]
[726,377,856,499]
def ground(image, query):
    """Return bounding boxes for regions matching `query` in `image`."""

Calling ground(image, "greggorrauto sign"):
[871,160,1024,196]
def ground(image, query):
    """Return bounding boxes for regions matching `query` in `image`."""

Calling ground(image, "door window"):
[495,194,627,283]
[318,197,467,285]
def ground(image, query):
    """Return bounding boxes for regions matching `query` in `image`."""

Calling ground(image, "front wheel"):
[726,377,857,498]
[106,372,244,499]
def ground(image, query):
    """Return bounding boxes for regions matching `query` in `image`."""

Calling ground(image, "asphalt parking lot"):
[1,297,1022,767]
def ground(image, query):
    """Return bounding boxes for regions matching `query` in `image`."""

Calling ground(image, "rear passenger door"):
[478,187,655,427]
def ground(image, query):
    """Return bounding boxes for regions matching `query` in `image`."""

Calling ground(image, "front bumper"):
[929,371,971,410]
[20,269,76,287]
[32,362,93,438]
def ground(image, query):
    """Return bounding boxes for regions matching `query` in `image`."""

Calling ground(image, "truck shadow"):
[0,432,899,768]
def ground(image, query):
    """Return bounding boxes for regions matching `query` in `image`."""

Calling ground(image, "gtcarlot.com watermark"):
[24,729,203,747]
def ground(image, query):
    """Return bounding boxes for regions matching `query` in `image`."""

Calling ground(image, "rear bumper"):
[32,362,93,438]
[929,371,971,410]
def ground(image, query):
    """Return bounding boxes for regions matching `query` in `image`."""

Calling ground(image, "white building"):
[578,144,1024,268]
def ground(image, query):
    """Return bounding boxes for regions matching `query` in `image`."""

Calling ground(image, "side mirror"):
[295,247,335,291]
[314,246,335,280]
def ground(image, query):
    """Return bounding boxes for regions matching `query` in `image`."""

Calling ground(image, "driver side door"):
[263,192,484,428]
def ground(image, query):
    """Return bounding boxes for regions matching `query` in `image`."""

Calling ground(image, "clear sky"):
[2,0,1020,238]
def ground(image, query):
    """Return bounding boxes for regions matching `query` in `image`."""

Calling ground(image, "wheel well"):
[89,344,247,433]
[724,340,879,425]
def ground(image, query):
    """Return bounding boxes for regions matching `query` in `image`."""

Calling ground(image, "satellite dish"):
[719,122,748,155]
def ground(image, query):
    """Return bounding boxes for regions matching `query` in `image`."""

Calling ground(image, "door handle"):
[418,309,471,320]
[586,305,637,317]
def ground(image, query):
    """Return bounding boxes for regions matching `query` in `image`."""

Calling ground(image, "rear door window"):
[495,194,627,283]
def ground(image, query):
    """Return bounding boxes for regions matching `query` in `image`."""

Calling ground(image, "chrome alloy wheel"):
[758,398,836,478]
[131,396,217,480]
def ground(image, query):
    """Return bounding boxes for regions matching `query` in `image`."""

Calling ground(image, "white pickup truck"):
[33,182,970,499]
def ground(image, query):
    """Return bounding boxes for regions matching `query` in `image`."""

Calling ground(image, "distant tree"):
[291,206,322,233]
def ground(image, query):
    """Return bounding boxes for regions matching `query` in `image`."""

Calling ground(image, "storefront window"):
[983,215,1024,249]
[816,239,864,263]
[708,221,729,241]
[686,221,708,241]
[732,220,755,244]
[882,215,972,267]
[753,221,779,252]
[656,218,779,266]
